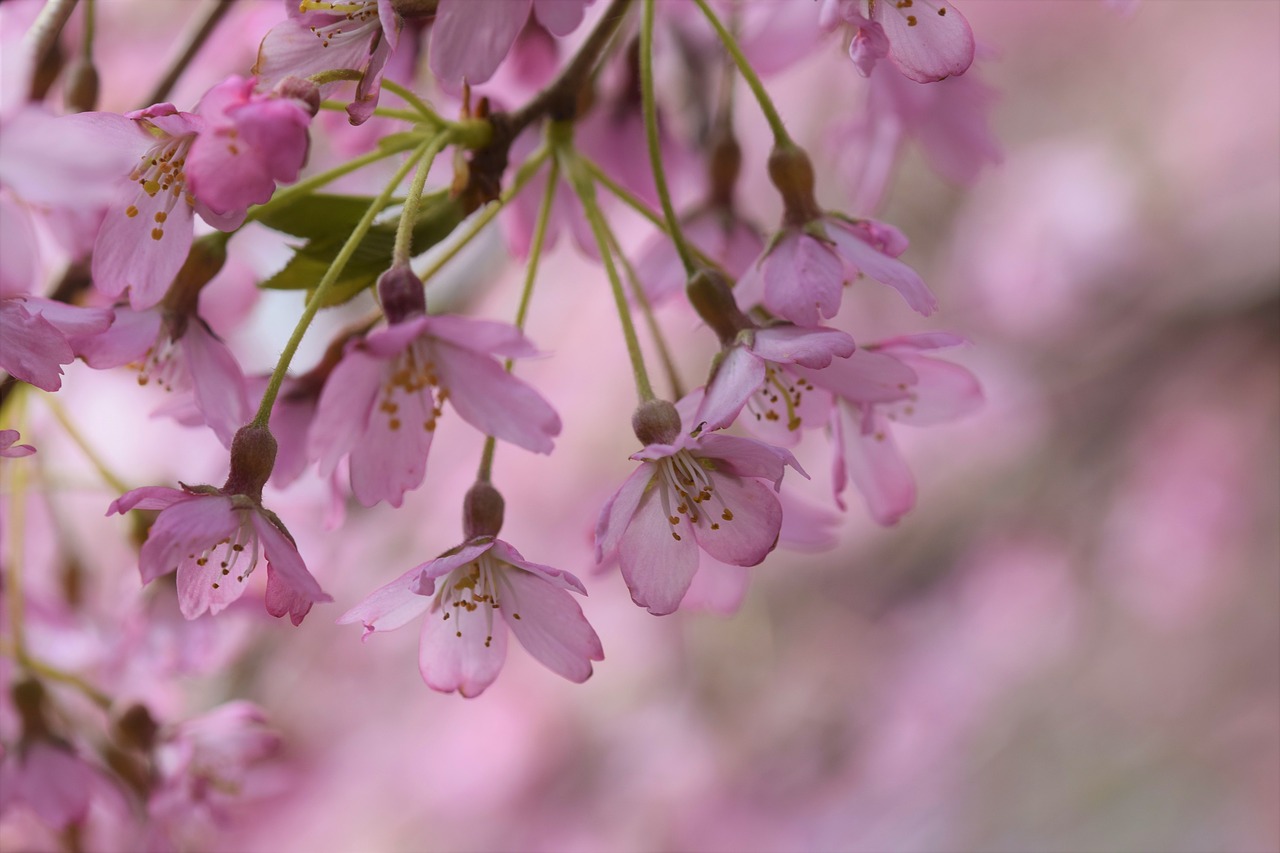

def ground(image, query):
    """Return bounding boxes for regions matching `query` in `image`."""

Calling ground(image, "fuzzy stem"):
[568,158,655,403]
[691,0,793,146]
[640,0,696,275]
[252,140,432,427]
[380,78,447,128]
[317,100,424,123]
[393,133,449,267]
[144,0,237,107]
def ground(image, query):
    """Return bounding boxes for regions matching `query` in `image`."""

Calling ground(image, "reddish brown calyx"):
[632,399,682,446]
[463,481,506,539]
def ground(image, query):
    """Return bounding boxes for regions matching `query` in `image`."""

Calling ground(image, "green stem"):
[640,0,695,275]
[600,210,686,401]
[318,100,424,123]
[393,132,450,267]
[252,140,432,427]
[3,386,30,662]
[691,0,793,146]
[417,145,551,286]
[567,157,655,403]
[579,157,721,271]
[81,0,94,59]
[476,151,562,484]
[380,78,447,128]
[243,139,418,224]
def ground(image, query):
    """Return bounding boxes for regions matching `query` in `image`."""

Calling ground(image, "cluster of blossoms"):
[0,0,993,842]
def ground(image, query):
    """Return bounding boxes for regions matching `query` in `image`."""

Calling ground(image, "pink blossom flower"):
[822,0,975,83]
[0,429,35,457]
[108,427,331,624]
[429,0,593,85]
[697,324,856,435]
[78,304,250,448]
[0,296,112,391]
[340,536,602,698]
[812,333,982,523]
[184,75,316,222]
[736,214,937,327]
[254,0,401,125]
[596,399,805,615]
[310,303,561,508]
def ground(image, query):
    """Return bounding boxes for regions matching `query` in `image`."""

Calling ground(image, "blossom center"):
[655,450,735,541]
[188,513,261,591]
[125,132,195,242]
[299,1,379,48]
[135,325,184,391]
[748,364,813,432]
[434,553,519,649]
[378,337,446,433]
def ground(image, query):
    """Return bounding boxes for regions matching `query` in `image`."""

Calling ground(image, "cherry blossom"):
[108,427,331,624]
[596,399,805,615]
[430,0,594,85]
[822,0,975,83]
[0,295,111,391]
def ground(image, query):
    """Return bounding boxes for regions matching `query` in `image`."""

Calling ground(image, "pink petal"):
[23,299,113,343]
[750,325,856,368]
[532,0,590,36]
[434,340,560,453]
[501,568,602,683]
[181,319,250,449]
[0,429,35,458]
[0,109,140,207]
[882,353,982,425]
[414,541,497,588]
[92,184,194,309]
[827,220,937,316]
[876,0,975,83]
[16,742,92,829]
[256,513,331,626]
[680,559,750,615]
[698,433,803,488]
[839,408,916,525]
[254,16,380,90]
[489,539,587,594]
[798,348,918,404]
[0,298,74,391]
[429,0,531,85]
[338,564,433,638]
[421,314,540,358]
[419,597,509,697]
[595,463,656,562]
[347,367,436,507]
[309,349,384,479]
[107,485,188,515]
[689,474,782,566]
[763,232,844,327]
[619,487,700,616]
[698,344,766,432]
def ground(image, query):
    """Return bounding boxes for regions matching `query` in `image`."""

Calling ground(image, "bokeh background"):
[2,1,1277,851]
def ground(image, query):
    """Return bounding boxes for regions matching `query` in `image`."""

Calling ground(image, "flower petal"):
[689,474,782,566]
[434,340,560,454]
[256,513,331,626]
[750,325,855,368]
[697,344,765,432]
[501,568,602,683]
[619,486,699,615]
[419,596,509,697]
[595,463,655,562]
[337,564,432,638]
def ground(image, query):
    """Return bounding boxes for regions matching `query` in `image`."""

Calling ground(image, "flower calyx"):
[463,481,506,539]
[768,142,823,227]
[222,425,278,501]
[686,267,753,347]
[632,399,682,447]
[377,264,426,323]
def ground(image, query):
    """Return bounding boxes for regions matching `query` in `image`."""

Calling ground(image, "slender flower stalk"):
[252,138,438,428]
[692,0,794,146]
[393,134,450,267]
[567,155,655,403]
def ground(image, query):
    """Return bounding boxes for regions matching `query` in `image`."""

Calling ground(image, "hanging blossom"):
[255,0,401,124]
[340,483,603,697]
[76,237,250,449]
[816,333,982,524]
[429,0,594,85]
[596,398,805,616]
[310,266,562,508]
[738,144,936,327]
[108,426,331,624]
[820,0,975,83]
[0,295,112,392]
[68,76,316,309]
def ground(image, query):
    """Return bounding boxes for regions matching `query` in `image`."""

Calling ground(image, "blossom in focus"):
[429,0,594,85]
[340,535,602,698]
[254,0,401,125]
[821,0,975,83]
[310,272,561,508]
[697,324,856,435]
[108,427,331,624]
[596,399,805,615]
[813,333,982,523]
[0,429,35,457]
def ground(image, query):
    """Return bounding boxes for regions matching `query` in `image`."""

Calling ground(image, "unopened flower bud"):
[377,264,426,323]
[768,143,821,226]
[632,399,681,446]
[463,481,505,539]
[275,75,321,118]
[112,704,159,752]
[224,425,278,500]
[64,57,100,113]
[686,268,752,346]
